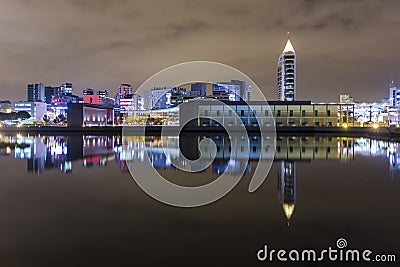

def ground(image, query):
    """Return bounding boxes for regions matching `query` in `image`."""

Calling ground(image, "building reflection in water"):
[1,133,400,222]
[278,161,296,226]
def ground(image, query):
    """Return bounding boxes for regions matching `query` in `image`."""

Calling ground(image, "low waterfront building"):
[179,100,354,127]
[12,101,47,122]
[27,83,45,102]
[67,103,114,127]
[83,89,114,107]
[0,100,12,113]
[278,35,296,101]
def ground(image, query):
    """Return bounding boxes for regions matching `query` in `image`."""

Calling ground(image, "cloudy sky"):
[0,0,399,102]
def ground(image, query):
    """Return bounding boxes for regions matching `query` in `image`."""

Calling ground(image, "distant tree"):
[43,115,50,123]
[13,111,31,120]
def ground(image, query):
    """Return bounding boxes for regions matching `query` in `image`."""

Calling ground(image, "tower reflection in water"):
[1,133,400,223]
[278,161,296,226]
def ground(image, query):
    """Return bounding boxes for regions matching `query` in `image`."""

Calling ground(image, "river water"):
[0,133,398,266]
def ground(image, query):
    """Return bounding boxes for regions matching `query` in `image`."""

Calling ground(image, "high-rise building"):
[83,88,108,97]
[220,80,251,101]
[278,34,296,101]
[27,83,45,102]
[60,83,73,95]
[339,94,354,104]
[44,86,60,104]
[118,84,133,98]
[143,88,170,110]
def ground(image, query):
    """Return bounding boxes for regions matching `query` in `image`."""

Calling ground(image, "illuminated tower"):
[278,33,296,101]
[278,161,296,225]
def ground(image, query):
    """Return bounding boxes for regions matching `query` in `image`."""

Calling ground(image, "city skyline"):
[0,0,400,102]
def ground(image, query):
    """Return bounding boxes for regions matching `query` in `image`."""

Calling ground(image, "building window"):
[289,110,293,117]
[241,110,244,117]
[315,110,318,116]
[302,110,306,117]
[327,110,331,117]
[277,110,281,117]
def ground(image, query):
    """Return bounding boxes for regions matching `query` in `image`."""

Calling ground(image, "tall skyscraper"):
[27,83,45,102]
[83,88,108,97]
[278,34,296,101]
[143,88,170,110]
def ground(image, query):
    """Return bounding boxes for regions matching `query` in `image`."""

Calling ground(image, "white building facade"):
[278,36,296,101]
[12,101,47,122]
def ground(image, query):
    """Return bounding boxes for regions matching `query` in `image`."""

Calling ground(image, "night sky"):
[0,0,399,102]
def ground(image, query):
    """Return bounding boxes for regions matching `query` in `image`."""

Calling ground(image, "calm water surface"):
[0,133,399,266]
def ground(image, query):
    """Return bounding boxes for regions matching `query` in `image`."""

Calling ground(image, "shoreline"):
[1,125,400,138]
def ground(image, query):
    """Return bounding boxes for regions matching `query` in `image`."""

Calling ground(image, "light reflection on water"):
[1,133,400,219]
[1,134,400,174]
[0,133,399,266]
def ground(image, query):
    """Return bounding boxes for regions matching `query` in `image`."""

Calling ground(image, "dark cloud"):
[0,0,400,102]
